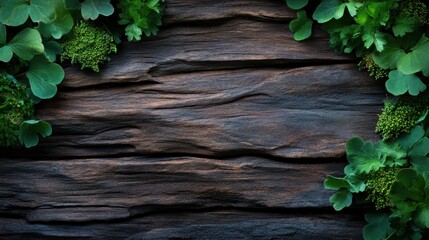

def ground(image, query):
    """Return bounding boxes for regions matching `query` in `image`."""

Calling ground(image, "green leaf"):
[43,41,62,62]
[289,10,313,41]
[392,17,419,37]
[415,207,429,228]
[0,0,55,26]
[313,0,345,24]
[376,142,407,168]
[410,156,429,172]
[19,120,52,148]
[372,35,406,70]
[408,137,429,157]
[26,55,64,99]
[81,0,114,20]
[38,1,74,40]
[329,189,352,211]
[363,213,394,240]
[285,0,309,10]
[362,31,386,52]
[324,176,351,190]
[345,2,363,17]
[125,23,142,41]
[0,23,6,44]
[397,125,425,151]
[385,70,426,96]
[0,46,13,62]
[397,35,429,76]
[345,137,384,174]
[8,28,44,60]
[390,168,425,203]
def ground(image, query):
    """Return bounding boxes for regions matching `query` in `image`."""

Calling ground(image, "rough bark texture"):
[0,0,385,239]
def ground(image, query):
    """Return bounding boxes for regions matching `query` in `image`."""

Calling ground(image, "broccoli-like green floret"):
[376,94,429,141]
[60,20,117,72]
[0,75,34,147]
[358,54,389,80]
[365,167,399,210]
[397,0,428,25]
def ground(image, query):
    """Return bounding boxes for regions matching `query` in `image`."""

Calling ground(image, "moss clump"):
[0,75,34,147]
[365,168,399,210]
[376,94,429,141]
[397,0,428,26]
[358,54,389,80]
[61,20,117,72]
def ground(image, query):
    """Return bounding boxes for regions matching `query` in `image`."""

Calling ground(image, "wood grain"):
[0,0,383,238]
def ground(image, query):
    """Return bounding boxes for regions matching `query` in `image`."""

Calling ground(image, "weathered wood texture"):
[1,0,385,239]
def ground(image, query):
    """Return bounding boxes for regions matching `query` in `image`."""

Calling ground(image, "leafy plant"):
[285,0,429,238]
[117,0,165,41]
[0,0,165,148]
[0,74,34,147]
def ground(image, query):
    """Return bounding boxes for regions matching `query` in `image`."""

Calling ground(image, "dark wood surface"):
[0,1,385,239]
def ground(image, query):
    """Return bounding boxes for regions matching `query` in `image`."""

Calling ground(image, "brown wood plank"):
[163,0,295,24]
[0,157,346,222]
[0,211,364,240]
[61,18,352,88]
[1,65,384,159]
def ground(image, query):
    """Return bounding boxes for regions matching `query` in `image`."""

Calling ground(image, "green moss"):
[60,20,117,72]
[365,168,399,210]
[398,0,428,26]
[0,75,34,147]
[358,54,389,80]
[376,94,429,141]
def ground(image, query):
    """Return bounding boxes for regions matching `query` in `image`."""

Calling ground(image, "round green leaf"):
[26,55,64,99]
[329,189,352,211]
[39,14,74,39]
[81,0,114,20]
[0,46,13,62]
[43,41,63,62]
[385,70,426,96]
[0,0,55,26]
[19,120,52,148]
[289,10,313,41]
[312,0,345,23]
[285,0,309,10]
[8,28,44,60]
[324,176,351,190]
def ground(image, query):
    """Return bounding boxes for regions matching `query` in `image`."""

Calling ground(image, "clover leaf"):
[363,213,395,240]
[397,35,429,77]
[324,176,352,190]
[0,28,44,62]
[289,10,313,41]
[385,70,426,96]
[43,41,63,62]
[19,120,52,148]
[38,1,74,40]
[329,189,353,211]
[0,0,55,26]
[285,0,309,10]
[81,0,114,20]
[26,55,64,99]
[313,0,345,24]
